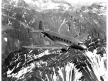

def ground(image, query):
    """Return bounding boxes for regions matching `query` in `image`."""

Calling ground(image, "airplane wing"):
[23,45,64,50]
[75,32,89,42]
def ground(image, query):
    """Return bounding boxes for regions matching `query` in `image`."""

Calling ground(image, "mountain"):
[2,0,106,81]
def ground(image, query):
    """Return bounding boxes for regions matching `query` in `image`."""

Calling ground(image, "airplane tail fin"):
[30,20,44,33]
[31,20,50,33]
[39,20,44,30]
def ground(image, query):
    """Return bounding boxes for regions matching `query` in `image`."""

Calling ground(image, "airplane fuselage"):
[42,31,86,50]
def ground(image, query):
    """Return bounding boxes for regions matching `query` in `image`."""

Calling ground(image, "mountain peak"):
[23,0,106,12]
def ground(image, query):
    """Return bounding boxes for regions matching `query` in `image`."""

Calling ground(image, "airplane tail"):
[31,20,44,33]
[39,20,44,30]
[31,20,50,33]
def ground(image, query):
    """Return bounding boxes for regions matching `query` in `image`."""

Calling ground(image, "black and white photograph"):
[2,0,107,81]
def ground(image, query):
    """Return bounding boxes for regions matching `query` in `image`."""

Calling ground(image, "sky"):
[23,0,107,9]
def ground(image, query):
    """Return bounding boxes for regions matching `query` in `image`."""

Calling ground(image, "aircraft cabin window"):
[55,36,59,40]
[53,36,56,38]
[53,36,64,41]
[67,40,69,43]
[56,37,59,39]
[69,41,71,43]
[58,37,60,40]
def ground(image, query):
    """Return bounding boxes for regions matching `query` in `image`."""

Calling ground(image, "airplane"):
[23,21,89,51]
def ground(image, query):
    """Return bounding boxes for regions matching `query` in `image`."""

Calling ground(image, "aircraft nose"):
[70,44,87,50]
[80,44,87,49]
[78,43,87,49]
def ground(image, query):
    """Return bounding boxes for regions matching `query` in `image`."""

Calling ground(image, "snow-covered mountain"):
[23,0,74,11]
[23,0,106,12]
